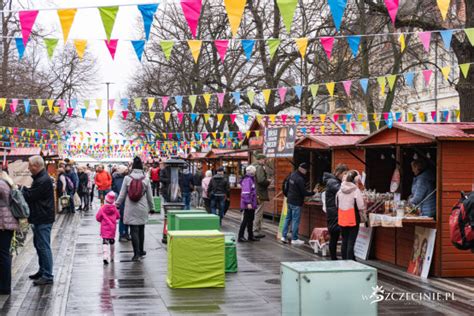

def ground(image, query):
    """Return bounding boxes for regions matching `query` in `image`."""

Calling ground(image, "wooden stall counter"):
[229,187,241,210]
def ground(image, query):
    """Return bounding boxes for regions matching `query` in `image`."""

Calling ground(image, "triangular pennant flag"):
[269,114,276,124]
[267,39,281,60]
[177,112,184,124]
[293,85,302,100]
[160,40,174,61]
[404,72,415,87]
[99,6,119,40]
[399,33,406,52]
[241,39,255,61]
[181,0,203,38]
[175,95,183,108]
[307,114,313,122]
[15,38,27,60]
[190,113,198,122]
[224,0,246,37]
[108,110,115,120]
[326,82,335,97]
[294,114,301,124]
[0,98,6,111]
[422,69,433,86]
[44,38,59,60]
[67,107,74,117]
[9,99,18,113]
[104,39,119,60]
[460,63,470,78]
[418,31,432,52]
[247,89,255,104]
[328,0,347,31]
[96,99,103,109]
[47,99,54,112]
[309,84,319,97]
[431,111,437,122]
[214,40,229,63]
[437,0,451,20]
[384,0,399,25]
[203,114,210,123]
[189,95,197,110]
[162,96,169,110]
[276,0,298,33]
[440,29,453,49]
[232,91,241,105]
[131,40,145,61]
[95,109,101,118]
[135,111,142,121]
[243,114,250,124]
[217,113,224,124]
[320,37,335,60]
[74,39,87,59]
[80,108,87,118]
[465,28,474,46]
[278,87,287,103]
[387,74,397,90]
[187,40,202,63]
[319,114,326,123]
[203,93,212,107]
[19,10,39,46]
[377,76,386,95]
[441,66,451,81]
[333,114,339,122]
[149,112,156,121]
[360,78,369,94]
[262,89,272,105]
[230,114,237,124]
[138,4,159,41]
[38,105,46,116]
[57,9,77,43]
[147,98,155,110]
[24,99,31,114]
[134,98,142,110]
[342,80,352,96]
[295,38,308,59]
[217,93,225,107]
[320,125,326,134]
[347,35,361,57]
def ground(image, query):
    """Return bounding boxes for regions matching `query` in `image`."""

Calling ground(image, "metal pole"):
[434,38,438,116]
[106,82,110,154]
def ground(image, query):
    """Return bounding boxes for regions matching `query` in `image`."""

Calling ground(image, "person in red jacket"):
[95,165,112,206]
[149,162,160,197]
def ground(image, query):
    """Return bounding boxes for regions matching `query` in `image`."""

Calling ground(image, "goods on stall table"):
[309,228,330,256]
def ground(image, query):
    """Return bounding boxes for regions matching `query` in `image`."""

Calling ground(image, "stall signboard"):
[355,226,374,260]
[264,125,297,158]
[8,160,32,187]
[407,226,436,278]
[249,136,264,149]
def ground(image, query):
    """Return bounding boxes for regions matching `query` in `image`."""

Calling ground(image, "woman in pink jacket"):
[96,191,120,265]
[0,171,19,295]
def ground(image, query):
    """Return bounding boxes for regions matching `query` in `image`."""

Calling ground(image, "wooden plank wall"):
[333,149,365,173]
[272,158,294,216]
[439,141,474,277]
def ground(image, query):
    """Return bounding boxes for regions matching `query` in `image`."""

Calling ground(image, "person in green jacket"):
[253,153,270,238]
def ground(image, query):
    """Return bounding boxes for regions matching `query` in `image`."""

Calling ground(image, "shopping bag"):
[74,193,81,206]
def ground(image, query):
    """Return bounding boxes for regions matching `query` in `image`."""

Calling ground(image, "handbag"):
[74,193,81,206]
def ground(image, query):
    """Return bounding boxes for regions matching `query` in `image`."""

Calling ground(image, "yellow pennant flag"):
[164,112,171,122]
[269,114,276,124]
[441,66,451,81]
[374,119,380,130]
[95,109,101,118]
[147,98,155,110]
[187,40,202,63]
[35,99,43,107]
[217,113,224,123]
[455,109,460,122]
[295,38,309,59]
[362,121,368,130]
[57,9,77,42]
[399,34,406,52]
[262,89,272,105]
[38,105,45,116]
[162,133,166,139]
[54,106,61,115]
[358,113,364,121]
[256,114,263,124]
[387,75,397,91]
[96,99,103,109]
[203,114,210,123]
[437,0,450,20]
[212,132,217,139]
[134,98,142,110]
[0,98,6,111]
[377,76,386,95]
[149,112,156,121]
[246,131,251,138]
[47,99,54,112]
[255,131,260,137]
[84,100,90,110]
[331,124,336,132]
[108,110,115,120]
[203,93,212,107]
[326,82,335,97]
[319,114,326,122]
[74,40,87,59]
[418,112,425,122]
[224,0,246,37]
[320,125,326,134]
[307,114,313,122]
[407,112,414,122]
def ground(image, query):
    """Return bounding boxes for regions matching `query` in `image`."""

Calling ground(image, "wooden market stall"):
[357,122,474,277]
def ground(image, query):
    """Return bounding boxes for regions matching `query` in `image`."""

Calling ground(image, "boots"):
[102,244,110,265]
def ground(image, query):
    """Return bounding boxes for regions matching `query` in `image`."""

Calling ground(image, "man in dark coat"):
[253,154,270,238]
[208,167,230,225]
[22,156,55,286]
[323,164,348,260]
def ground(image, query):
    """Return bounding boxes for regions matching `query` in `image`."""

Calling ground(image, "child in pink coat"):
[96,191,120,264]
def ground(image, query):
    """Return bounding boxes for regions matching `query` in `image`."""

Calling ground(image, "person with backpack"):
[65,164,79,213]
[179,168,194,210]
[0,171,19,295]
[112,165,130,242]
[115,157,154,262]
[57,168,75,213]
[208,167,230,225]
[149,162,160,197]
[238,166,259,242]
[193,165,204,207]
[77,166,90,212]
[95,165,112,206]
[323,164,349,260]
[281,163,315,245]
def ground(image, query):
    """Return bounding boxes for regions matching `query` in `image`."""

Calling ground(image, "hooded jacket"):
[179,172,194,194]
[323,172,342,231]
[0,180,19,231]
[201,176,212,199]
[96,203,120,239]
[22,169,55,225]
[240,175,257,210]
[336,181,366,227]
[208,174,230,197]
[95,170,112,191]
[409,169,436,217]
[287,170,314,207]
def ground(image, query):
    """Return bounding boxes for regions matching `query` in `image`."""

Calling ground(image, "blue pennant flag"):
[404,72,415,87]
[135,111,142,121]
[440,30,453,50]
[346,113,352,122]
[294,114,301,124]
[138,4,159,41]
[293,85,302,100]
[327,0,347,31]
[176,134,181,140]
[194,133,200,140]
[81,108,87,118]
[243,114,249,124]
[121,98,129,109]
[347,35,361,57]
[71,99,78,109]
[241,40,255,61]
[24,99,30,114]
[340,123,346,132]
[395,111,402,122]
[175,95,183,109]
[359,78,369,94]
[301,127,307,135]
[15,38,26,59]
[190,113,198,122]
[443,110,449,122]
[232,91,241,105]
[386,112,394,128]
[131,40,145,61]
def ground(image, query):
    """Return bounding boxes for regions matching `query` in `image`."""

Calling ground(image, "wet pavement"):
[1,203,474,315]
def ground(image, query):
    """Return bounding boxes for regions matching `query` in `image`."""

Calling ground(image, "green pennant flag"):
[267,39,281,60]
[44,38,59,60]
[465,28,474,46]
[387,74,397,91]
[276,0,298,33]
[99,6,119,40]
[189,95,197,110]
[309,84,319,97]
[247,89,256,104]
[460,63,470,78]
[160,40,174,61]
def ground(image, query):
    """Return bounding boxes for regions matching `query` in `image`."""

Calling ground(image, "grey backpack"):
[1,180,30,219]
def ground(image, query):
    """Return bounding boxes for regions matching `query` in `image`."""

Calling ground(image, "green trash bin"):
[167,210,207,231]
[153,197,161,214]
[175,214,220,231]
[225,233,238,273]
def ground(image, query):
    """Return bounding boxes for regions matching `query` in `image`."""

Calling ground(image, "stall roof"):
[357,123,474,146]
[296,135,366,149]
[205,149,248,160]
[187,152,207,160]
[8,147,42,156]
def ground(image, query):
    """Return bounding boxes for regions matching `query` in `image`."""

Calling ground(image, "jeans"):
[341,225,360,260]
[195,186,202,207]
[129,225,145,257]
[253,203,264,233]
[32,224,54,280]
[329,226,340,260]
[0,230,13,293]
[151,181,160,196]
[282,203,302,241]
[203,198,211,213]
[90,185,95,203]
[80,191,90,209]
[211,195,226,224]
[183,192,191,210]
[238,209,255,239]
[118,207,129,237]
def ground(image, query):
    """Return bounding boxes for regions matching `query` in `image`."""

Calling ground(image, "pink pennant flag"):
[202,132,208,140]
[67,108,74,117]
[278,87,287,103]
[168,133,173,140]
[351,122,356,131]
[177,112,184,123]
[230,114,237,124]
[162,96,169,110]
[214,40,229,63]
[104,39,119,60]
[320,37,335,60]
[180,0,203,38]
[383,112,389,120]
[58,99,66,111]
[418,32,432,52]
[310,127,316,134]
[217,92,225,107]
[422,69,433,86]
[13,127,18,135]
[384,0,399,25]
[431,111,437,122]
[108,99,115,109]
[19,10,39,45]
[343,80,352,96]
[281,114,288,124]
[333,113,339,122]
[122,110,129,120]
[10,99,18,113]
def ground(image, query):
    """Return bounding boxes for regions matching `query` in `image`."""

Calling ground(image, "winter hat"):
[299,162,309,170]
[105,191,116,205]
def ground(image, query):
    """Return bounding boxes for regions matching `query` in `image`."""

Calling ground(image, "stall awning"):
[206,149,248,160]
[296,135,366,149]
[187,152,207,160]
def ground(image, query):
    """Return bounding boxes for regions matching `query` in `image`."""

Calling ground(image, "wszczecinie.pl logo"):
[362,285,456,305]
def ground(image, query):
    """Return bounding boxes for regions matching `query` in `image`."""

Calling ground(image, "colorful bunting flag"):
[187,40,202,63]
[217,92,225,107]
[418,31,432,52]
[15,38,27,59]
[360,78,369,94]
[326,82,335,97]
[162,96,169,110]
[422,69,433,86]
[138,4,159,41]
[342,80,352,96]
[104,39,119,60]
[131,40,145,61]
[232,91,241,105]
[441,66,451,81]
[440,30,453,49]
[465,28,474,46]
[224,0,246,37]
[377,76,386,95]
[181,0,202,38]
[295,38,308,59]
[57,9,77,42]
[214,40,229,63]
[293,85,302,100]
[267,39,281,60]
[278,87,287,103]
[437,0,451,20]
[460,63,470,78]
[80,108,87,118]
[19,10,38,46]
[347,35,361,57]
[241,39,255,61]
[327,0,347,31]
[74,39,87,59]
[175,96,183,109]
[160,40,174,61]
[320,37,335,60]
[387,74,397,91]
[0,99,5,112]
[203,93,211,107]
[404,72,414,87]
[384,0,399,25]
[247,89,255,104]
[24,99,31,114]
[149,111,156,121]
[99,6,119,40]
[189,95,197,110]
[276,0,298,33]
[147,98,154,110]
[95,109,101,118]
[262,89,272,105]
[44,38,59,60]
[399,33,406,52]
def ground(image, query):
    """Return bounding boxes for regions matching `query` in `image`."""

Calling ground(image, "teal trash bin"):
[224,233,238,273]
